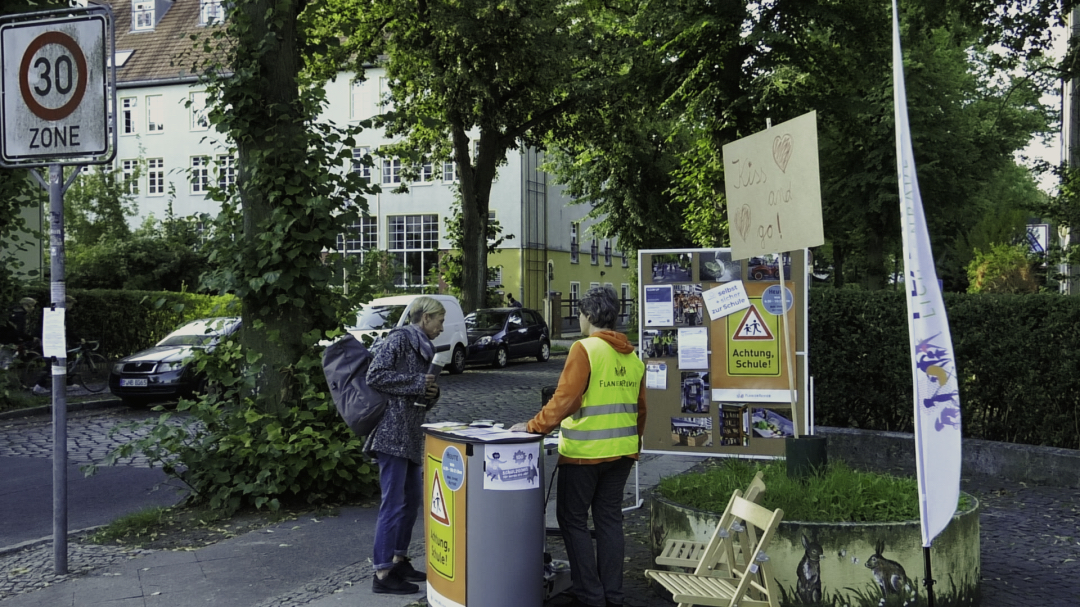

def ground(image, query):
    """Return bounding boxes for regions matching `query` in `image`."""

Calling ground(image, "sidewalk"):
[0,447,700,607]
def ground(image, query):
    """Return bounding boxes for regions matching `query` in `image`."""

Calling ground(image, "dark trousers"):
[556,457,634,607]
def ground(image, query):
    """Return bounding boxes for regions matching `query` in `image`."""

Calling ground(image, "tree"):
[610,0,1058,291]
[314,0,626,313]
[967,243,1040,293]
[193,0,374,413]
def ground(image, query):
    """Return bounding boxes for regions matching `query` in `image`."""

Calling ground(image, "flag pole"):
[924,546,937,606]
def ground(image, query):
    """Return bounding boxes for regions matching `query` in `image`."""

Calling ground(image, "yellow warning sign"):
[427,457,455,580]
[727,303,781,376]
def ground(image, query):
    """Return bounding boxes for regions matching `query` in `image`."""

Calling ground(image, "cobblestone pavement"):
[3,354,1080,606]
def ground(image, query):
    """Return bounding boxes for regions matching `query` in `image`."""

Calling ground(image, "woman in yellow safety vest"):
[511,285,647,607]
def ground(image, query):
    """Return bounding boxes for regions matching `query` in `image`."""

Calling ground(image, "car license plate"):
[120,378,148,387]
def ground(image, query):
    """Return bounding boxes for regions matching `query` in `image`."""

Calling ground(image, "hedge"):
[17,286,237,360]
[810,290,1080,450]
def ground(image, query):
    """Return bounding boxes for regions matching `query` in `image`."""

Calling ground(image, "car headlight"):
[112,362,125,374]
[156,362,186,373]
[476,336,492,346]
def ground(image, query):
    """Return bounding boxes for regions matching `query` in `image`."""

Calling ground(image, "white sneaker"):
[32,385,50,395]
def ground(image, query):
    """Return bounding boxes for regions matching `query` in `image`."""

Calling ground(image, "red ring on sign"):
[19,31,88,122]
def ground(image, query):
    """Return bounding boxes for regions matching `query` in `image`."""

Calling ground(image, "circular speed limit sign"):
[19,31,89,122]
[0,8,112,166]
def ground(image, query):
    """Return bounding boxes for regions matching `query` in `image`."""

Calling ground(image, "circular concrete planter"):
[649,491,980,607]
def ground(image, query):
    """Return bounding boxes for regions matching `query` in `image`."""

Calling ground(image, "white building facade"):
[106,0,631,313]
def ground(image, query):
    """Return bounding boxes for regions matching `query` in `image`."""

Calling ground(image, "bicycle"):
[16,340,110,394]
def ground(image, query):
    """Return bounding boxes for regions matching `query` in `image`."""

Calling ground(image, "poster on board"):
[638,248,807,458]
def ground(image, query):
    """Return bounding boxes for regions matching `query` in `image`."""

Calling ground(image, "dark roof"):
[98,0,222,85]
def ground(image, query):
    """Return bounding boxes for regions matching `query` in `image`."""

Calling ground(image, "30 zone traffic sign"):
[1,8,113,166]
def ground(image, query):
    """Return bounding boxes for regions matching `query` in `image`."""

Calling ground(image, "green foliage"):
[966,244,1040,294]
[810,289,1080,449]
[0,169,44,307]
[94,331,378,515]
[658,460,922,523]
[17,285,236,359]
[92,0,384,515]
[62,164,137,245]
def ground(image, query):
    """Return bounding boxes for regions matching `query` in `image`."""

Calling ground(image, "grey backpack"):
[322,333,388,437]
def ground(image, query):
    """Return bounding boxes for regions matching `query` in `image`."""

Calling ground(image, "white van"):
[347,294,469,374]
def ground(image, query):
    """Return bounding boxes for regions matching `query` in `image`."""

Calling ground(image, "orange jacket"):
[527,330,648,465]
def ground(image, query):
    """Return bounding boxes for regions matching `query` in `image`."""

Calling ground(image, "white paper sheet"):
[703,281,751,321]
[646,362,667,389]
[677,327,708,369]
[643,285,674,326]
[41,308,66,359]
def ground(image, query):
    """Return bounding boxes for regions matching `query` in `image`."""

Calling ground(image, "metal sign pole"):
[48,163,69,574]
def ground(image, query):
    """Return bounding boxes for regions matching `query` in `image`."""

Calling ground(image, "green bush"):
[94,329,378,515]
[18,286,237,359]
[810,289,1080,449]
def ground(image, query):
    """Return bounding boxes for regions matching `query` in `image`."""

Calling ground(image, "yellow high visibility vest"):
[559,336,644,459]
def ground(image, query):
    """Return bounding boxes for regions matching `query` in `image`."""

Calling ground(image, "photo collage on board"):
[644,249,798,454]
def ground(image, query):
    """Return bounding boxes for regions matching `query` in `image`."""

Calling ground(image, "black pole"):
[923,545,936,607]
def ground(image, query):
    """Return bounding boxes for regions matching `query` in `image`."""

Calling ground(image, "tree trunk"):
[454,127,500,314]
[236,0,307,414]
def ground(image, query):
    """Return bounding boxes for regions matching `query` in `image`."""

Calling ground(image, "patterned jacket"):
[363,324,438,464]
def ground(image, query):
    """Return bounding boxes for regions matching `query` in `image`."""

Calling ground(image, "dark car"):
[109,317,240,405]
[464,308,550,368]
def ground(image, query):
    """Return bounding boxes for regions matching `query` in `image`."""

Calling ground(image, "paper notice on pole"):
[703,281,751,321]
[41,308,66,359]
[646,362,667,389]
[677,327,709,369]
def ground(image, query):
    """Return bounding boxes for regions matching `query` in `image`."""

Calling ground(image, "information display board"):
[639,248,809,458]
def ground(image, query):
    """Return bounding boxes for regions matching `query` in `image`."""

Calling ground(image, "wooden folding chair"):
[654,471,766,575]
[645,495,783,607]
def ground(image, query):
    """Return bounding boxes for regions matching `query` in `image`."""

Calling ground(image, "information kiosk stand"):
[424,427,545,607]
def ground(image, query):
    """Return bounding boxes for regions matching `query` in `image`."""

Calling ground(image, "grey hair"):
[409,296,446,323]
[579,285,619,330]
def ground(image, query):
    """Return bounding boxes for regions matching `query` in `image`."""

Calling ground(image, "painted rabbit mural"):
[865,540,916,605]
[795,534,823,604]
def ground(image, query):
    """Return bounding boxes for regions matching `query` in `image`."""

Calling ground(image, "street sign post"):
[0,5,115,576]
[1,7,115,167]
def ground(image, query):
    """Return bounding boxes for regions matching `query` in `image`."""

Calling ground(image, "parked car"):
[464,307,550,368]
[109,317,241,406]
[347,294,469,374]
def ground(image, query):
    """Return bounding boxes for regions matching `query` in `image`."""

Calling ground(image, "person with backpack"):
[510,285,647,607]
[364,296,445,595]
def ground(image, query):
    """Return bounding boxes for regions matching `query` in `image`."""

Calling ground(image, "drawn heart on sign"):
[734,204,752,242]
[773,134,793,173]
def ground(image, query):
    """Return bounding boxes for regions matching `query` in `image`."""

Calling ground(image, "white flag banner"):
[892,0,962,548]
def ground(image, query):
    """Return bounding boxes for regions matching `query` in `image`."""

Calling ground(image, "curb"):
[0,525,105,557]
[0,397,123,421]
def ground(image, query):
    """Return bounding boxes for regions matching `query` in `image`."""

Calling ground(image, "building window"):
[147,158,165,195]
[388,214,438,287]
[621,284,632,323]
[569,282,580,316]
[199,0,223,25]
[217,154,235,189]
[442,160,457,183]
[622,248,629,268]
[352,147,371,182]
[415,161,433,183]
[121,97,136,134]
[121,159,139,194]
[337,216,378,262]
[382,158,401,185]
[570,223,579,264]
[191,156,210,193]
[190,92,209,130]
[351,78,377,120]
[146,95,164,133]
[133,1,154,30]
[590,238,599,265]
[488,267,503,288]
[604,239,612,266]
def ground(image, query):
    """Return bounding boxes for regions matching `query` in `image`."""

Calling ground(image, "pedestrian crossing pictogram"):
[430,469,450,525]
[732,305,774,340]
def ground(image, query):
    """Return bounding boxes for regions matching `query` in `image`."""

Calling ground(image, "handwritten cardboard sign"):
[723,111,824,260]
